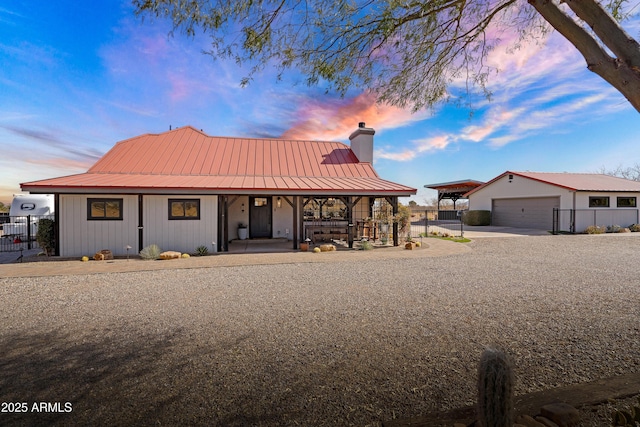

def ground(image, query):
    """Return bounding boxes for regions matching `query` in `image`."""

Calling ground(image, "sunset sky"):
[2,1,640,205]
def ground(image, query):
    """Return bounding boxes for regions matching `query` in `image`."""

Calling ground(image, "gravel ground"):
[0,235,639,426]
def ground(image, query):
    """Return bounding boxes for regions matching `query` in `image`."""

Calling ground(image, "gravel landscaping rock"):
[0,234,639,426]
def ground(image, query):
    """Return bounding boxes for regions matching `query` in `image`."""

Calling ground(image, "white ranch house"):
[21,124,416,257]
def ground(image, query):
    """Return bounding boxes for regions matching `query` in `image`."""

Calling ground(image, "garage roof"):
[466,171,640,196]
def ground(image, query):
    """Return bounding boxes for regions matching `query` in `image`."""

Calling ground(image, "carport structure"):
[424,179,484,209]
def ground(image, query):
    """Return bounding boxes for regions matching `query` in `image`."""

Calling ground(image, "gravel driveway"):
[1,235,639,426]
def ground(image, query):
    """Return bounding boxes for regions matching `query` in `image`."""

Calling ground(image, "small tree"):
[36,218,55,256]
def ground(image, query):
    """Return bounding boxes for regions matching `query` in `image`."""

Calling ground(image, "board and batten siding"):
[143,195,218,254]
[59,194,139,257]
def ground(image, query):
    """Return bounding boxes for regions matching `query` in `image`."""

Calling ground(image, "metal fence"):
[553,208,640,234]
[0,215,53,252]
[408,209,465,238]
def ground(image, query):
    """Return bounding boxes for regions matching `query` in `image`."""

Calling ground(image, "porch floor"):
[226,238,295,254]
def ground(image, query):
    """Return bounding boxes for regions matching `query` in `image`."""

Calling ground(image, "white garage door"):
[492,197,560,230]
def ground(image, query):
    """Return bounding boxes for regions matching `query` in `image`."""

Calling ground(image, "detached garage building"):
[466,171,640,232]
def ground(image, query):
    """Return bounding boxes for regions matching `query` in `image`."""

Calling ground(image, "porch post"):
[391,196,399,246]
[346,196,354,248]
[54,193,60,256]
[218,195,229,252]
[299,197,306,243]
[292,196,299,249]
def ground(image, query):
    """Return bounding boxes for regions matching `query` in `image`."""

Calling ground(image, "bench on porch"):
[304,221,349,243]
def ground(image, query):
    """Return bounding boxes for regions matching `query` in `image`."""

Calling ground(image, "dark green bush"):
[463,210,491,226]
[36,218,55,256]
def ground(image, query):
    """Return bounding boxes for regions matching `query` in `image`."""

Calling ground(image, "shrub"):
[360,240,374,250]
[36,218,55,256]
[584,225,606,234]
[607,224,622,233]
[463,210,491,226]
[629,224,640,232]
[140,244,162,260]
[195,245,209,256]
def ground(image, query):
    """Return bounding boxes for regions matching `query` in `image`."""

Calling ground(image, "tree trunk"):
[528,0,640,113]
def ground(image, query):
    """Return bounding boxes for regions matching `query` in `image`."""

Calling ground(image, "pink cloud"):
[280,92,428,141]
[376,135,451,161]
[24,157,92,171]
[460,108,522,142]
[416,135,450,152]
[167,72,190,102]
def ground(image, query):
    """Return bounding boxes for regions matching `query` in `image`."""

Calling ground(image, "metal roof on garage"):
[465,171,640,196]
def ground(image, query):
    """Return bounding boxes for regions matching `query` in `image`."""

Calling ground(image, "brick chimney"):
[349,122,375,163]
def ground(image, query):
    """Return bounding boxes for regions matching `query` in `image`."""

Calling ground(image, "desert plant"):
[36,218,55,256]
[359,239,373,250]
[464,210,491,226]
[140,244,162,260]
[607,224,622,233]
[477,347,514,427]
[612,397,640,426]
[629,224,640,232]
[585,225,606,234]
[195,245,209,256]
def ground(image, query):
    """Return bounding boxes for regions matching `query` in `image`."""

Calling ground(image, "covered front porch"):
[217,194,403,252]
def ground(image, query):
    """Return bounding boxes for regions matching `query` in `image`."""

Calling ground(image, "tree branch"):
[564,0,640,69]
[528,0,640,111]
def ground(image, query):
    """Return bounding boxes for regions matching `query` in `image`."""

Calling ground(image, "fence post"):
[27,215,32,250]
[425,210,429,235]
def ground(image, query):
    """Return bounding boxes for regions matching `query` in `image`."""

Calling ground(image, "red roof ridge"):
[154,125,350,145]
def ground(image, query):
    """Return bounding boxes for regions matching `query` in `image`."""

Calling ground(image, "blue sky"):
[2,1,640,205]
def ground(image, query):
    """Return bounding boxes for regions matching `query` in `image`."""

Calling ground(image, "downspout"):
[572,191,577,233]
[138,195,144,252]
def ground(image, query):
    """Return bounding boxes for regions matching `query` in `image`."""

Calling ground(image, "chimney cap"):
[359,122,366,128]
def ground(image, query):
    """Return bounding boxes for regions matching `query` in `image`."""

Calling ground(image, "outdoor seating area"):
[303,220,349,243]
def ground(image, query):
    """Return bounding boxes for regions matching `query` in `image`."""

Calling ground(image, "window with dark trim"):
[88,198,123,220]
[617,197,637,208]
[169,199,200,220]
[588,196,610,208]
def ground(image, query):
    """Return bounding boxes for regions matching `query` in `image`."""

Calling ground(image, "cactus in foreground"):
[477,347,514,427]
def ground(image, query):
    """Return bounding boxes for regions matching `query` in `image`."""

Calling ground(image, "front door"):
[249,197,272,238]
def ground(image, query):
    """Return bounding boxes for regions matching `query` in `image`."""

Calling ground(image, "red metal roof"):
[22,126,416,195]
[424,179,484,191]
[466,171,640,196]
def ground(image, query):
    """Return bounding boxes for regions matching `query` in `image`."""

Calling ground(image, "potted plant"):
[300,238,311,251]
[237,223,248,240]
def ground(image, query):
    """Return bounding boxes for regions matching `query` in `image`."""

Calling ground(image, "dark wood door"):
[249,197,272,238]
